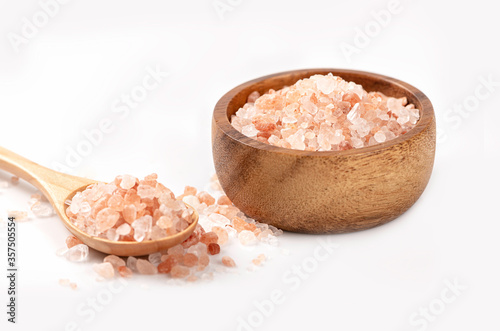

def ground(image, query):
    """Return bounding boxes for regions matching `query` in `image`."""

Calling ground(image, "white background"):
[0,0,498,330]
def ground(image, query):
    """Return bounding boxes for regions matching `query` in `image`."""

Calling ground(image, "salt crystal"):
[230,74,420,151]
[208,213,230,226]
[170,265,190,278]
[106,228,119,241]
[118,266,133,278]
[132,215,152,242]
[7,210,28,221]
[66,235,83,249]
[65,244,89,262]
[11,176,19,185]
[103,255,125,268]
[148,252,162,265]
[31,202,54,217]
[93,262,114,279]
[182,195,200,209]
[120,175,136,189]
[95,208,119,233]
[222,256,236,267]
[242,124,259,137]
[127,256,138,271]
[374,131,387,143]
[211,226,228,245]
[116,223,131,236]
[238,230,257,245]
[136,259,157,275]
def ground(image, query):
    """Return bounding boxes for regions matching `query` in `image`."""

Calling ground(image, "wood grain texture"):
[0,146,198,256]
[212,69,436,234]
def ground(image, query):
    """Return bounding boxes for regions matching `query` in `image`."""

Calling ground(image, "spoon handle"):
[0,146,95,206]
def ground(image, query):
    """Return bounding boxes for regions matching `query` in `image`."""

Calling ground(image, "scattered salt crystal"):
[118,266,133,278]
[252,254,266,266]
[127,256,138,271]
[66,235,83,249]
[93,262,114,279]
[7,210,28,221]
[11,176,19,185]
[31,202,53,217]
[238,230,257,245]
[103,255,125,268]
[136,259,157,275]
[148,252,162,265]
[66,244,89,262]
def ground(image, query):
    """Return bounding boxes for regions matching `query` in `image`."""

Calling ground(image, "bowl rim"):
[213,68,435,157]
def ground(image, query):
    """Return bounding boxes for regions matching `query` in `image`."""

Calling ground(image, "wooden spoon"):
[0,146,198,256]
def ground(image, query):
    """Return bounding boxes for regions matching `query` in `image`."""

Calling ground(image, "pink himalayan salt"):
[231,73,420,151]
[7,210,28,222]
[252,254,266,266]
[31,202,54,217]
[93,262,114,279]
[95,208,120,233]
[170,265,190,278]
[211,226,228,245]
[136,259,157,275]
[217,195,232,205]
[69,283,78,290]
[66,235,83,249]
[127,256,138,271]
[67,174,195,242]
[103,255,126,268]
[200,232,218,245]
[11,176,19,185]
[118,266,133,278]
[222,256,236,267]
[197,191,215,206]
[238,230,257,245]
[183,253,198,267]
[208,243,220,255]
[66,244,89,262]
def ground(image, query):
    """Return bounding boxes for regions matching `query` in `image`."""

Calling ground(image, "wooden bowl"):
[212,69,436,234]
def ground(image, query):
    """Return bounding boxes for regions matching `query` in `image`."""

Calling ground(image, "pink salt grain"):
[231,74,420,151]
[222,256,236,267]
[118,266,133,278]
[170,265,190,278]
[11,176,19,185]
[93,262,114,279]
[66,235,83,249]
[211,226,228,245]
[217,195,232,206]
[103,255,126,268]
[68,174,194,243]
[136,259,157,275]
